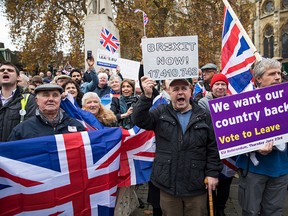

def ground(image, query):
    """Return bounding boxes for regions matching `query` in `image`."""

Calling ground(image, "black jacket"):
[133,95,222,197]
[8,110,86,141]
[0,86,37,142]
[110,96,138,129]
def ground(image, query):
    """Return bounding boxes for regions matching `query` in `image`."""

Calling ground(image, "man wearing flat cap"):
[54,75,72,87]
[8,84,85,141]
[201,63,218,92]
[133,76,222,216]
[194,63,218,102]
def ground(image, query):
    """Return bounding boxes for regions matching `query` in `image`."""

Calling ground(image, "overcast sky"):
[0,12,17,51]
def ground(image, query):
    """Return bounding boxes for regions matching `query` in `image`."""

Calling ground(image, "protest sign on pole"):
[209,82,288,159]
[117,58,140,80]
[96,48,119,69]
[141,36,198,80]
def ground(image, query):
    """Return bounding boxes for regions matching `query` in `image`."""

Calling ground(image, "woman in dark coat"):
[110,79,138,130]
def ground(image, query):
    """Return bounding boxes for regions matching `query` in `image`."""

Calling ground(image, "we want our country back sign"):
[209,82,288,159]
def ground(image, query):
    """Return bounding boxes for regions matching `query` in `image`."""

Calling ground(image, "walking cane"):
[204,178,214,216]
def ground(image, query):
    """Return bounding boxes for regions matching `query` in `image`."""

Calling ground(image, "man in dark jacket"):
[133,76,222,216]
[8,83,85,140]
[0,62,37,142]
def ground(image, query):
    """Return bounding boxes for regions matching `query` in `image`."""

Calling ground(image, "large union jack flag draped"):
[221,6,256,94]
[0,91,167,215]
[0,129,122,215]
[100,27,120,54]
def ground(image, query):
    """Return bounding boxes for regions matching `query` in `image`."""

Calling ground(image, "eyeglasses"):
[0,68,16,73]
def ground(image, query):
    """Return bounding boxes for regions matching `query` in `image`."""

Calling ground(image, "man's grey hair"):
[20,74,29,82]
[108,75,122,86]
[253,58,281,87]
[98,72,108,80]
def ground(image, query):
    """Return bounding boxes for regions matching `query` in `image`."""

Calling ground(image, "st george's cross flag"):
[100,27,120,54]
[221,5,256,94]
[0,129,122,215]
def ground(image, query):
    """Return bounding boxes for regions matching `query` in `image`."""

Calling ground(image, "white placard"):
[117,58,140,80]
[96,49,119,68]
[142,36,198,80]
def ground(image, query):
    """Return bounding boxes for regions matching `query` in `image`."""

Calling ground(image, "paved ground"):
[132,178,288,216]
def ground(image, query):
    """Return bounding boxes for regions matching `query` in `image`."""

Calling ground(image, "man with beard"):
[70,68,83,86]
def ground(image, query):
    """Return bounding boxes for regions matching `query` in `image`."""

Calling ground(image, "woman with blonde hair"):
[82,92,117,127]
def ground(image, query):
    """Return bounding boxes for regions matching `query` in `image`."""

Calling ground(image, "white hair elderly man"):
[18,73,29,89]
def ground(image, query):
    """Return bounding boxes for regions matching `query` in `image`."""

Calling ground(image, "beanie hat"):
[210,74,228,88]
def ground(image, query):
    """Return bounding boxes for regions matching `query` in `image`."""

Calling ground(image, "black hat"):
[34,84,63,94]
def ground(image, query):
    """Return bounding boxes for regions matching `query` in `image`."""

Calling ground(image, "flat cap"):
[169,79,190,87]
[34,84,63,94]
[201,63,217,70]
[54,75,71,82]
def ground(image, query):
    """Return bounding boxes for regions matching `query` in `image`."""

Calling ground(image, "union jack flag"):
[118,126,155,187]
[60,94,104,130]
[0,129,122,215]
[221,6,256,94]
[118,95,168,187]
[220,3,258,176]
[100,27,120,54]
[134,9,149,26]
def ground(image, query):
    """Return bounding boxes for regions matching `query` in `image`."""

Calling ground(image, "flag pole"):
[143,12,146,37]
[222,0,261,61]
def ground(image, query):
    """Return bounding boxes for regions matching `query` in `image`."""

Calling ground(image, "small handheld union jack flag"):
[100,27,120,54]
[134,8,149,26]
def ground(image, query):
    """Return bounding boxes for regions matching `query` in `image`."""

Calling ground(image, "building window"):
[263,25,274,58]
[283,0,288,9]
[282,23,288,58]
[263,1,274,14]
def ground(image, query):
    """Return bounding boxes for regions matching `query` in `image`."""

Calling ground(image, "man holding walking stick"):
[133,76,222,216]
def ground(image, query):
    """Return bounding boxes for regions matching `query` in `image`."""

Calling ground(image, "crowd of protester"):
[0,56,287,216]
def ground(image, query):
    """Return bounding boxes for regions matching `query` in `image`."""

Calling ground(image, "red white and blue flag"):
[119,126,155,187]
[60,94,104,130]
[0,129,122,215]
[100,27,120,54]
[220,3,258,175]
[118,95,168,187]
[221,6,256,94]
[134,9,149,26]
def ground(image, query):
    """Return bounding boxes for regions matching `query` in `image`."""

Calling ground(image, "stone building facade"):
[253,0,288,70]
